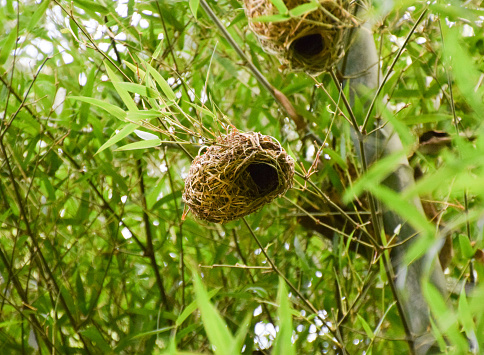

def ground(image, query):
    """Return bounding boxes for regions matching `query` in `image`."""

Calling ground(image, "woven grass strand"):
[183,131,295,223]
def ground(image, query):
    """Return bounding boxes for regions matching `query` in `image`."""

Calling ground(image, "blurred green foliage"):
[0,0,483,354]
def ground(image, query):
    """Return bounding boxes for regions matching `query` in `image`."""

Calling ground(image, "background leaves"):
[0,0,483,354]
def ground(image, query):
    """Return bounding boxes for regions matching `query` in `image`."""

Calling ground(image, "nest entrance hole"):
[291,34,324,57]
[246,163,279,194]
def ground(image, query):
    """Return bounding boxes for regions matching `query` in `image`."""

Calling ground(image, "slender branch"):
[361,8,428,130]
[53,0,131,82]
[199,0,322,142]
[242,217,347,354]
[0,56,51,139]
[136,159,170,309]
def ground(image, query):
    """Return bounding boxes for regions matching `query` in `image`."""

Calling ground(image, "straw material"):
[183,131,295,223]
[244,0,358,74]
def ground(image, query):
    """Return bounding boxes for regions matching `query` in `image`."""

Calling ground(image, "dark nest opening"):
[291,33,325,57]
[183,131,295,223]
[245,163,279,194]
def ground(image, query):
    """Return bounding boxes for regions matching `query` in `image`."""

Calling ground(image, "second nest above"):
[244,0,359,75]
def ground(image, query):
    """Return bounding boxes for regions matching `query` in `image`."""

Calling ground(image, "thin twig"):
[361,8,428,131]
[199,0,322,142]
[137,159,170,308]
[242,217,347,355]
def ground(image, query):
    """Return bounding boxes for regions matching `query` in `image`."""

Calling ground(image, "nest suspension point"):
[183,131,295,223]
[244,0,358,75]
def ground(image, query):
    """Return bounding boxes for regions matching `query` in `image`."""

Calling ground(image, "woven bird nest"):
[244,0,358,75]
[183,131,295,223]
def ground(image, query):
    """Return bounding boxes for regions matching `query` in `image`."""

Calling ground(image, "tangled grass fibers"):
[183,131,295,223]
[244,0,358,74]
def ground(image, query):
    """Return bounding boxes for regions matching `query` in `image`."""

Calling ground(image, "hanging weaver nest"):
[243,0,358,75]
[183,131,295,223]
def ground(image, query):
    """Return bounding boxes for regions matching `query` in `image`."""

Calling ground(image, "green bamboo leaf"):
[176,289,220,327]
[153,39,164,60]
[96,123,138,155]
[192,271,234,355]
[79,67,96,126]
[0,30,17,65]
[124,60,147,78]
[441,26,484,120]
[343,151,407,202]
[144,60,176,101]
[458,288,475,336]
[189,0,199,19]
[273,278,295,355]
[105,63,138,111]
[423,282,468,349]
[230,313,252,354]
[72,0,108,14]
[289,2,319,17]
[403,114,453,125]
[458,234,474,259]
[69,96,127,121]
[370,185,434,237]
[115,82,159,98]
[126,110,162,122]
[269,0,289,14]
[115,139,161,151]
[251,14,290,23]
[357,314,374,339]
[80,327,111,352]
[28,0,50,31]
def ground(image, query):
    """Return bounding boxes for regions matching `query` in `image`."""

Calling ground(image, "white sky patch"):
[53,87,67,115]
[25,44,39,58]
[200,89,208,104]
[114,32,127,41]
[83,18,99,34]
[115,0,129,17]
[33,38,54,54]
[253,305,263,317]
[160,162,168,173]
[415,37,426,45]
[187,88,195,101]
[254,322,276,350]
[131,12,141,27]
[78,72,87,86]
[121,195,128,203]
[61,52,73,64]
[305,144,315,161]
[98,42,110,52]
[139,19,149,29]
[93,24,107,40]
[134,130,158,140]
[462,24,475,37]
[445,17,456,28]
[121,227,132,239]
[158,33,164,40]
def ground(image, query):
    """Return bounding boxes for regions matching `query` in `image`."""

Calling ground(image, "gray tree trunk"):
[342,24,447,354]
